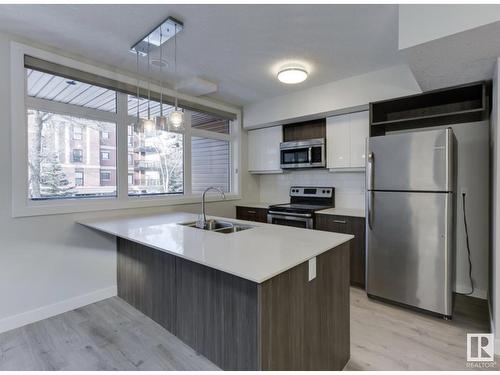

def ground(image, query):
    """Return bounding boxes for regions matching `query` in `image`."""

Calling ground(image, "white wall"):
[452,122,490,299]
[259,170,365,210]
[0,32,259,333]
[490,58,500,353]
[399,5,500,50]
[243,64,421,129]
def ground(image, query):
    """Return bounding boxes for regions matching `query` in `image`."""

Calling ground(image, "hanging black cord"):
[457,192,474,296]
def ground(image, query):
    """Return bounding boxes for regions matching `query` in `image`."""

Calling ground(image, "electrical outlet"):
[461,187,468,196]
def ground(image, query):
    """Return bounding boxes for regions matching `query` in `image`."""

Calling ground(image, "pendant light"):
[142,36,156,135]
[155,25,167,130]
[134,50,142,133]
[168,23,184,129]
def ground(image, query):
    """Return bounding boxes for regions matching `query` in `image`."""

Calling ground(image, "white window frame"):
[11,42,242,217]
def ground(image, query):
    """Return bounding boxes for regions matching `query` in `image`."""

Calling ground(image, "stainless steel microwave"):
[280,138,326,169]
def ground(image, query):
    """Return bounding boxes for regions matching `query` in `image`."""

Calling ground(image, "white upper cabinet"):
[327,114,350,168]
[248,126,283,174]
[349,111,370,168]
[326,111,369,171]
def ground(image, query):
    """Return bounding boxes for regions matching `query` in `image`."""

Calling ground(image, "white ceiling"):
[401,20,500,91]
[0,4,403,106]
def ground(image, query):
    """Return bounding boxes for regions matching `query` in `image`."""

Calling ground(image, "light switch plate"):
[308,257,316,281]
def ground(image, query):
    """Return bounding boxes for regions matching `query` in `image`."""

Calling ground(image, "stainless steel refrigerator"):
[366,128,455,318]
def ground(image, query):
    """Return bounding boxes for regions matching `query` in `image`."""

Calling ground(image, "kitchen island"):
[79,212,353,371]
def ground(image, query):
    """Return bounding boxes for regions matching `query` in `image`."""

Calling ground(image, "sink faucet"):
[196,186,226,229]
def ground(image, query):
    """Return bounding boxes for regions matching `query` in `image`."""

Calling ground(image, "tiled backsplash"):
[259,170,366,209]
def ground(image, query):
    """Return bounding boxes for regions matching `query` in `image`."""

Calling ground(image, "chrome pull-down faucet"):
[196,186,226,229]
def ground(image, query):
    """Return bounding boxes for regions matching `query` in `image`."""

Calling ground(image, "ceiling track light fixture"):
[277,65,308,84]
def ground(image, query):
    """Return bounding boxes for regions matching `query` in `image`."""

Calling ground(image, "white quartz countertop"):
[78,212,353,283]
[316,207,365,218]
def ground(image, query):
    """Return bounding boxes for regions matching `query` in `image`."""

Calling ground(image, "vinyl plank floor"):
[346,287,498,371]
[0,297,220,371]
[0,288,496,371]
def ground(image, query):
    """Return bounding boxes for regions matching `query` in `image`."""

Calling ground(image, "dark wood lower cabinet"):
[236,206,268,223]
[259,243,350,370]
[315,214,366,288]
[117,238,350,371]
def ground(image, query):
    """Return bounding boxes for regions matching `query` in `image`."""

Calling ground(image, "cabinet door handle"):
[247,210,256,214]
[333,220,347,224]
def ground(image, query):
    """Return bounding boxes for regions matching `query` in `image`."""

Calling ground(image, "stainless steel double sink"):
[178,219,254,234]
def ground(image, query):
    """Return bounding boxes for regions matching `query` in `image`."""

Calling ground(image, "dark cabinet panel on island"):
[117,238,350,371]
[236,206,268,223]
[315,214,366,288]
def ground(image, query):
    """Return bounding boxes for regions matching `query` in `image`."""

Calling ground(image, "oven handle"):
[268,211,312,218]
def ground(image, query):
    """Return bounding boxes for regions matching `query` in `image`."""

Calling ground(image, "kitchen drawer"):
[315,214,366,288]
[236,206,268,223]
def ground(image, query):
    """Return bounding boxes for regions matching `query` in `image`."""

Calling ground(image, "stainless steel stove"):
[267,186,335,229]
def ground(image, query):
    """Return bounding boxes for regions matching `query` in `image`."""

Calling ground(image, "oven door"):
[267,211,313,229]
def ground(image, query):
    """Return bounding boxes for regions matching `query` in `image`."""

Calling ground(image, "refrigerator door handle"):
[367,152,374,229]
[308,147,312,164]
[367,152,374,190]
[368,191,373,229]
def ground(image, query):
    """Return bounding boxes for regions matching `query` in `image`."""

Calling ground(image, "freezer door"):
[367,128,453,192]
[366,191,453,316]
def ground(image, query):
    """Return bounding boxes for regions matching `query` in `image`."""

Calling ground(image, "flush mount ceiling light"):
[277,65,308,84]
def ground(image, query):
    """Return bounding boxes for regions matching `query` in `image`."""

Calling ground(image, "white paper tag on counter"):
[308,257,316,281]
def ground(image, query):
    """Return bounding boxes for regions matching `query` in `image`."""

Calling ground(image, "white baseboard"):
[0,285,117,334]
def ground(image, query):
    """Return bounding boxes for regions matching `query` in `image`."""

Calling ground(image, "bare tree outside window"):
[128,125,184,195]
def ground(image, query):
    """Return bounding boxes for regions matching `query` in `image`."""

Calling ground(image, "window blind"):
[191,137,230,194]
[24,55,237,121]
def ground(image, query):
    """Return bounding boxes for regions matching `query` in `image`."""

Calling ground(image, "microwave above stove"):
[280,138,326,169]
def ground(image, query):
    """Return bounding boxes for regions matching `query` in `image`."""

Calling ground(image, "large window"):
[26,68,118,200]
[16,50,239,216]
